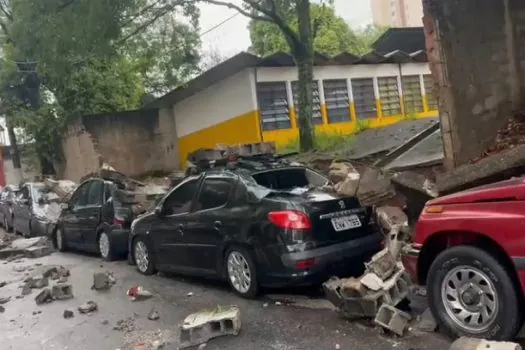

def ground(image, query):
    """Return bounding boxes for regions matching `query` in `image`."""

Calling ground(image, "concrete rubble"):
[126,285,153,301]
[78,301,98,314]
[449,337,522,350]
[324,202,415,336]
[92,271,116,291]
[0,237,54,260]
[178,305,241,349]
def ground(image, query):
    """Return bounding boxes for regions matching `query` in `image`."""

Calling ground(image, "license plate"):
[331,215,362,232]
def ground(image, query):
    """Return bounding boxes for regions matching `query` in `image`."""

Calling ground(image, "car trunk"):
[252,168,374,247]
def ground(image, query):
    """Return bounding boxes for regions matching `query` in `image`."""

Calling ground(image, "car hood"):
[428,177,525,206]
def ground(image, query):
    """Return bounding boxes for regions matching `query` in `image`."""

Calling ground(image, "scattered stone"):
[114,317,136,332]
[187,292,194,297]
[21,284,32,296]
[414,308,437,333]
[148,308,160,321]
[13,265,26,273]
[63,309,74,319]
[78,301,98,314]
[198,344,207,350]
[35,288,53,305]
[335,344,341,350]
[360,273,384,291]
[0,296,11,304]
[127,286,152,301]
[52,284,73,300]
[57,276,68,284]
[92,271,116,291]
[275,301,281,306]
[151,340,165,349]
[101,320,109,325]
[5,254,24,262]
[0,305,5,313]
[0,281,6,288]
[449,337,522,350]
[24,245,53,259]
[178,305,241,349]
[43,267,58,278]
[26,276,49,289]
[262,303,268,308]
[32,310,42,315]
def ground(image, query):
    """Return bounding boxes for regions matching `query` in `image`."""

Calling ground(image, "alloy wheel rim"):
[99,233,110,258]
[227,251,251,294]
[135,241,149,273]
[441,265,499,333]
[56,229,63,250]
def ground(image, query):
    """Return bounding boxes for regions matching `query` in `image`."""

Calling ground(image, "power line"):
[200,12,240,37]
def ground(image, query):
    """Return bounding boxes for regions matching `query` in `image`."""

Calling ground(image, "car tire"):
[98,231,116,261]
[427,245,522,340]
[133,237,156,275]
[225,246,259,299]
[54,228,68,252]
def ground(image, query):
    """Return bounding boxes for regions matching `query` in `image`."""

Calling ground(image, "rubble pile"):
[324,205,414,336]
[0,237,54,260]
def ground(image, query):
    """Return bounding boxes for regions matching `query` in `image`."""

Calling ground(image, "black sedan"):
[129,166,382,298]
[0,185,19,232]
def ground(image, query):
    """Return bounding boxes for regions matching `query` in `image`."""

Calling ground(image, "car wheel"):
[133,238,156,275]
[225,246,259,299]
[427,245,522,340]
[98,231,116,261]
[55,228,67,252]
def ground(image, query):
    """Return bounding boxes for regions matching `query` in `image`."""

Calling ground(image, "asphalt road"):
[0,246,452,350]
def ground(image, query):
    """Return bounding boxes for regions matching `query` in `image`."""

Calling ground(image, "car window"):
[19,186,30,200]
[69,181,91,208]
[86,180,104,206]
[163,179,198,216]
[195,178,233,211]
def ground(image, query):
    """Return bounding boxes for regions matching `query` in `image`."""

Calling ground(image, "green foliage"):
[278,130,355,154]
[249,4,388,57]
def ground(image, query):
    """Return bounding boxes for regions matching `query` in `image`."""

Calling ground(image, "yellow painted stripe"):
[349,103,357,122]
[422,95,429,112]
[375,99,383,118]
[321,104,329,125]
[290,108,298,129]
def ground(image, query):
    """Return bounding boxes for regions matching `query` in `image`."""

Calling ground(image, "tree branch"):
[121,0,166,29]
[200,0,273,23]
[0,0,11,21]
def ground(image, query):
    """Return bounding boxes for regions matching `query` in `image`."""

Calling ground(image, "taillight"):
[295,258,316,270]
[113,218,125,227]
[268,211,312,230]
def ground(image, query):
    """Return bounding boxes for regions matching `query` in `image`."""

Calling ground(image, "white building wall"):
[173,68,256,137]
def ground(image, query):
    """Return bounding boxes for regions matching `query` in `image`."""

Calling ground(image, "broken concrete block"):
[365,249,396,281]
[52,284,73,300]
[21,284,32,296]
[63,309,74,319]
[78,301,98,314]
[323,278,344,309]
[92,271,115,291]
[178,305,241,349]
[360,273,384,291]
[340,290,385,318]
[414,308,437,333]
[24,246,53,259]
[0,296,11,304]
[374,304,411,336]
[148,308,160,321]
[35,288,53,305]
[382,268,410,306]
[376,206,408,233]
[334,172,361,197]
[340,277,366,298]
[26,276,49,289]
[449,337,522,350]
[43,267,58,278]
[328,161,359,184]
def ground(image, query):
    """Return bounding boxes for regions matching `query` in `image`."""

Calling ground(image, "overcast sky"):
[198,0,373,57]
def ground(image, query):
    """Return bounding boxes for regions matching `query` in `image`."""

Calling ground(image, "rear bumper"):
[110,228,130,255]
[260,233,382,288]
[401,245,421,284]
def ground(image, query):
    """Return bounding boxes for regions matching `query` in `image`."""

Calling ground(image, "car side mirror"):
[154,206,163,217]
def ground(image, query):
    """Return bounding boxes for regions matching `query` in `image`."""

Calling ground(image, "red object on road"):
[403,177,525,341]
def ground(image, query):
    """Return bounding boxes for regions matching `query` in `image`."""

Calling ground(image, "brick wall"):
[424,0,525,168]
[60,107,179,182]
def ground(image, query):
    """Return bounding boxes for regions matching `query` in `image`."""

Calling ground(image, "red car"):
[403,177,525,340]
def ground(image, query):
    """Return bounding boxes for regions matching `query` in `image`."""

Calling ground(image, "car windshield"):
[32,184,51,203]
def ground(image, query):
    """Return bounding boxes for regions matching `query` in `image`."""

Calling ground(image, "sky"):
[198,0,373,57]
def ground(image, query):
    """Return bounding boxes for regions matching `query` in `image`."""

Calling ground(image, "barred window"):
[351,78,377,119]
[323,79,350,123]
[402,75,424,114]
[378,76,401,116]
[423,74,438,110]
[256,82,291,131]
[291,81,323,125]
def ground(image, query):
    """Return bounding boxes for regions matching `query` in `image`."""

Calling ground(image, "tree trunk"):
[294,0,315,152]
[6,118,22,183]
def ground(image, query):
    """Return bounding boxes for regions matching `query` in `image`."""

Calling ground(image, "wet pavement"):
[0,246,452,349]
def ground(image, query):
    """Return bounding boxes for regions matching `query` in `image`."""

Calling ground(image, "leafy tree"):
[201,0,324,152]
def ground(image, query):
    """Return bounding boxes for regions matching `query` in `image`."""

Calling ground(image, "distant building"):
[371,0,423,27]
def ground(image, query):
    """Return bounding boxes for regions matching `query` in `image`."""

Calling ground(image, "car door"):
[182,174,237,273]
[79,179,104,249]
[150,176,200,270]
[61,181,91,244]
[14,185,31,235]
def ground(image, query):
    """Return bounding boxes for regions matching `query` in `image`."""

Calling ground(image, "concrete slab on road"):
[0,251,452,350]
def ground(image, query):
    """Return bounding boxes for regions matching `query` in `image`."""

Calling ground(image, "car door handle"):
[178,223,184,235]
[214,221,222,231]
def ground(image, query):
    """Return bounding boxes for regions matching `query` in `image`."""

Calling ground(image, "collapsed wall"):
[424,0,525,169]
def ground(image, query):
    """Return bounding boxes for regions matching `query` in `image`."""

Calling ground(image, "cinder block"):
[382,268,410,306]
[374,304,411,336]
[365,249,396,281]
[323,278,344,308]
[52,284,73,300]
[449,337,522,350]
[178,305,241,349]
[340,290,385,318]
